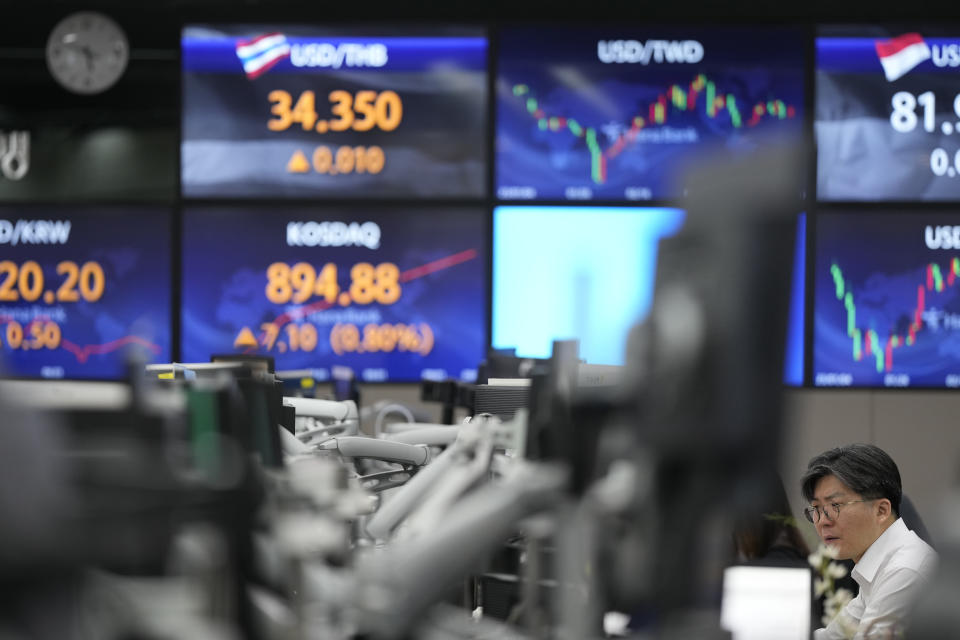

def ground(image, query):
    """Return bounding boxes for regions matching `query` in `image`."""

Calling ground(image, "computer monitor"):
[816,25,960,201]
[720,565,812,640]
[496,25,806,201]
[181,204,487,383]
[181,24,487,198]
[492,207,806,384]
[814,210,960,388]
[0,205,172,380]
[492,206,685,366]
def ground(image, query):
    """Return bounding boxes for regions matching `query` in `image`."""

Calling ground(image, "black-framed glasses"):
[803,499,875,524]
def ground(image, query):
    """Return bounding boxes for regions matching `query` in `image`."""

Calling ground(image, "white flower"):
[836,611,859,639]
[826,561,849,580]
[822,606,857,638]
[825,595,841,616]
[829,588,854,609]
[823,605,839,626]
[812,542,855,631]
[814,577,830,598]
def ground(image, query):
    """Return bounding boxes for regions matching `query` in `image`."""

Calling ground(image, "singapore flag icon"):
[875,33,931,82]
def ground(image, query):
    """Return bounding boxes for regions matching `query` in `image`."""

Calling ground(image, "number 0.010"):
[930,148,960,177]
[312,145,385,175]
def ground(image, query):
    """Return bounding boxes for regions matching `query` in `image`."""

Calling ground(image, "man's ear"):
[876,498,893,521]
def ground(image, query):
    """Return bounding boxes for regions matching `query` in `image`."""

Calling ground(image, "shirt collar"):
[852,517,907,585]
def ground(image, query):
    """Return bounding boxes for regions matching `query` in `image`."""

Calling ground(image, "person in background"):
[732,472,810,565]
[800,443,937,639]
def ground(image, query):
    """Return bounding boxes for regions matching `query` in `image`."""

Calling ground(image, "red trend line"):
[61,336,162,364]
[399,249,478,282]
[252,249,480,351]
[0,317,160,364]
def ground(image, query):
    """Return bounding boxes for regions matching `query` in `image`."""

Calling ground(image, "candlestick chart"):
[814,212,960,388]
[495,26,806,201]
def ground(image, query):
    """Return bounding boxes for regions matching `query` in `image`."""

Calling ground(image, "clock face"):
[46,12,128,95]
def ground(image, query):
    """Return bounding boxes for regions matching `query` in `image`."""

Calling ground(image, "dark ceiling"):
[0,0,955,127]
[8,0,959,33]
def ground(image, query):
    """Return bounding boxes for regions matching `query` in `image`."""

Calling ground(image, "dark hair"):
[734,472,810,562]
[800,444,902,517]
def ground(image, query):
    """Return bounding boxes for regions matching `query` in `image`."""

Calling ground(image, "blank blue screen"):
[492,206,685,365]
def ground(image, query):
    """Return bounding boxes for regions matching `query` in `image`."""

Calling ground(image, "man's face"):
[810,474,884,563]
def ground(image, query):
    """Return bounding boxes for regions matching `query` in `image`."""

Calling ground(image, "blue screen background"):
[181,205,487,382]
[815,211,960,387]
[0,206,172,380]
[496,26,805,201]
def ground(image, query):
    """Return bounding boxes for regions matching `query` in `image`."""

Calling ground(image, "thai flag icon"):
[875,33,931,82]
[236,32,290,80]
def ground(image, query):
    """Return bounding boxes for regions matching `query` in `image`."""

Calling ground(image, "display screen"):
[720,566,812,640]
[817,26,960,201]
[814,211,960,388]
[495,26,805,202]
[492,206,685,365]
[181,206,486,382]
[181,25,487,198]
[493,207,806,382]
[0,206,172,379]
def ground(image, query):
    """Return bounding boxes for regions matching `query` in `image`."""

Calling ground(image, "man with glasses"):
[801,443,937,639]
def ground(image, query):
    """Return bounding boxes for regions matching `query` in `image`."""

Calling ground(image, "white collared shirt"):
[815,518,938,639]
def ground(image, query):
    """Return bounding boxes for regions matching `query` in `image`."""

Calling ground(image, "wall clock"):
[46,11,128,95]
